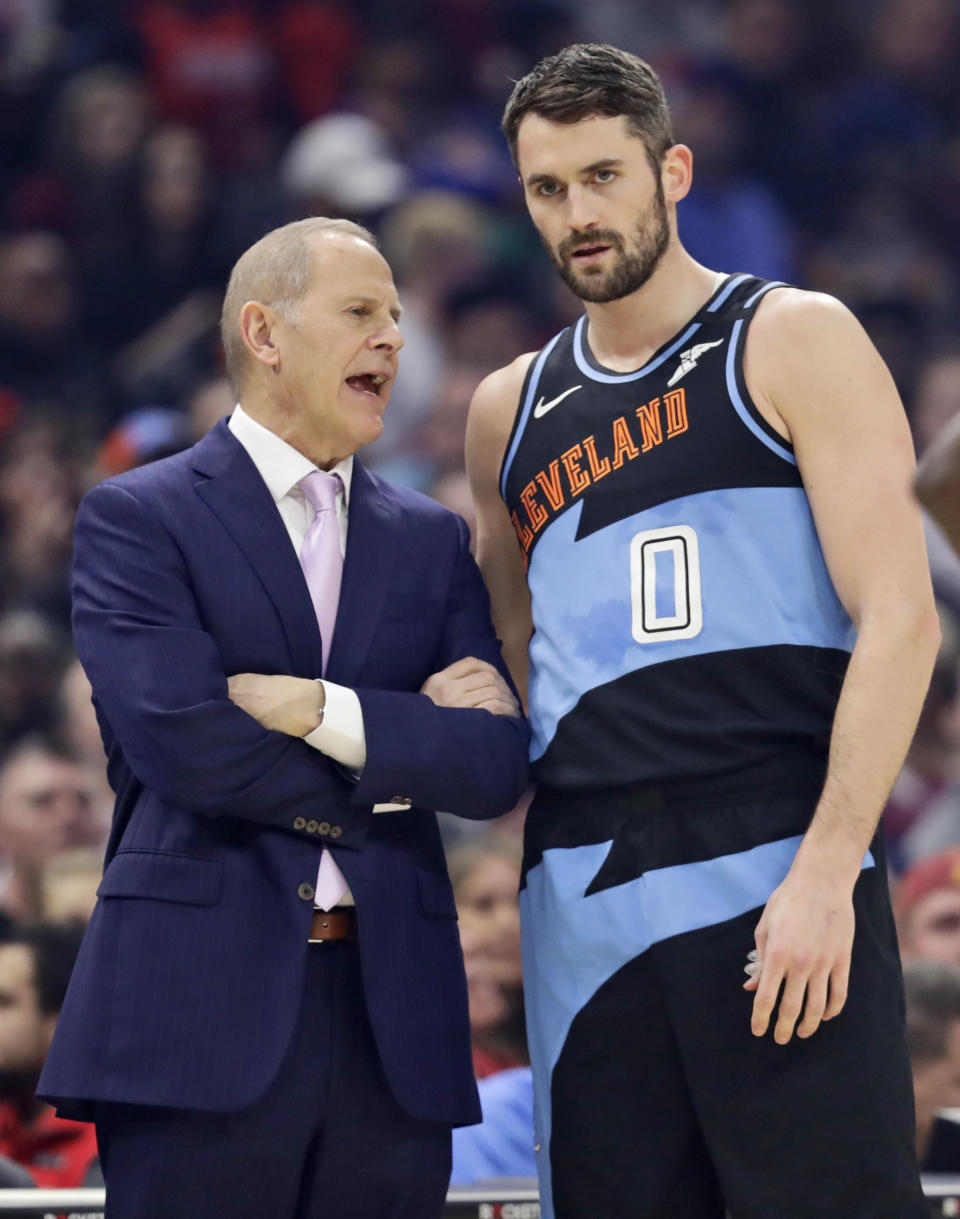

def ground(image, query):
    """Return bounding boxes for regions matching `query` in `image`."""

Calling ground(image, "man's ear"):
[239,301,282,373]
[662,143,693,204]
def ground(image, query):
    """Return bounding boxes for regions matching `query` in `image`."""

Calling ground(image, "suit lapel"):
[326,461,398,686]
[192,422,326,678]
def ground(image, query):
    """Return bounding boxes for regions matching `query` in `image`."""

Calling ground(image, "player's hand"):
[421,657,520,717]
[227,673,322,737]
[744,865,855,1044]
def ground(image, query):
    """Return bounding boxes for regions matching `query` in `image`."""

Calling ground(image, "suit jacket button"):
[329,825,342,839]
[305,820,318,834]
[293,817,306,830]
[297,883,315,902]
[318,822,331,836]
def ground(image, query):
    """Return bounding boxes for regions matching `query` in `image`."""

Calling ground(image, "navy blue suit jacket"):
[40,420,529,1126]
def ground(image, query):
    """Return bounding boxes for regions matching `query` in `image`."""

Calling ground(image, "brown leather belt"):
[309,908,357,943]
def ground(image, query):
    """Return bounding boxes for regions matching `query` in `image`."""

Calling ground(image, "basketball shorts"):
[520,753,926,1219]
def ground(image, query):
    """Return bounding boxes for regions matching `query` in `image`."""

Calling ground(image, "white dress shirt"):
[228,404,366,768]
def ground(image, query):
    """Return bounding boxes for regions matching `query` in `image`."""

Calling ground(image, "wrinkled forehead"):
[305,233,399,307]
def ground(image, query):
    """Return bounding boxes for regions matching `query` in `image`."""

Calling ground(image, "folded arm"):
[228,516,530,820]
[352,516,528,817]
[72,481,368,844]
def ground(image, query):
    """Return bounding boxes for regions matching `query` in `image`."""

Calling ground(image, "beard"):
[551,181,670,303]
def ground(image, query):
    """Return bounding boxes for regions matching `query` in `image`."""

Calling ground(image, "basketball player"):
[465,43,938,1219]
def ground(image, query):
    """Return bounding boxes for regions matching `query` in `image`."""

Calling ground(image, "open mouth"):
[570,244,612,263]
[345,372,388,398]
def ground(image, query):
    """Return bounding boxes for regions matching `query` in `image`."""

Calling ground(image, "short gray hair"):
[219,216,377,395]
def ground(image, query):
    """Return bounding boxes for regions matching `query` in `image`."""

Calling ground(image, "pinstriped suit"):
[39,419,529,1216]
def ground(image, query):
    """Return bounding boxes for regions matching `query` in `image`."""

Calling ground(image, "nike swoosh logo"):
[533,385,582,418]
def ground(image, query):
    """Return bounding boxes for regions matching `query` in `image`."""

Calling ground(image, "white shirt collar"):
[228,403,354,506]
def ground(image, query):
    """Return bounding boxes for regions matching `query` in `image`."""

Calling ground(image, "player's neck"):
[583,246,719,374]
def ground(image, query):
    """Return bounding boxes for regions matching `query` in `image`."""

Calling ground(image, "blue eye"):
[595,169,616,184]
[537,182,561,197]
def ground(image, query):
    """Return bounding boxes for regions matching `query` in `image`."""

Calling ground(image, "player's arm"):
[743,289,940,1044]
[915,408,960,551]
[465,355,536,706]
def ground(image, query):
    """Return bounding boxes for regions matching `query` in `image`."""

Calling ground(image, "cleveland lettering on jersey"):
[510,387,689,564]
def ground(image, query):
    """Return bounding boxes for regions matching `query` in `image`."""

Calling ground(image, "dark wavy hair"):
[501,43,674,173]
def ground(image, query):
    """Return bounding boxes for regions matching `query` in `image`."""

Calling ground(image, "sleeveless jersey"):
[500,273,855,790]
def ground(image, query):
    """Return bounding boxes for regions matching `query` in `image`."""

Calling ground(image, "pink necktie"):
[298,470,343,676]
[298,470,348,911]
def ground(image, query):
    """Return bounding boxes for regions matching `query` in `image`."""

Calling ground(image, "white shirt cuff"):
[303,680,366,771]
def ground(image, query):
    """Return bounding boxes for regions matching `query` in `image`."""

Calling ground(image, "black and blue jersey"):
[500,273,854,789]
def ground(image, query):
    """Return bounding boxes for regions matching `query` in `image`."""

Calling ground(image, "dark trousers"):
[524,766,927,1219]
[95,942,452,1219]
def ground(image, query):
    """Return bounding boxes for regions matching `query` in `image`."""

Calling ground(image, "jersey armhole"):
[728,284,798,467]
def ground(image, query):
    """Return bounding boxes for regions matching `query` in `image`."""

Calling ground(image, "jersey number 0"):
[630,525,703,643]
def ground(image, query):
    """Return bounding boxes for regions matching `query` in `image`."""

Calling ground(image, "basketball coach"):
[38,217,530,1219]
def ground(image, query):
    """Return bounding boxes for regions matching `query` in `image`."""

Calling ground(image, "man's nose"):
[370,319,404,353]
[566,184,599,230]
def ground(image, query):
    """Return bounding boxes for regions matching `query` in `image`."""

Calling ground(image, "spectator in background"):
[95,405,193,481]
[904,958,960,1171]
[911,351,960,615]
[911,351,960,459]
[898,848,960,968]
[449,836,535,1185]
[39,849,103,928]
[366,191,492,478]
[0,423,86,628]
[884,604,960,870]
[0,612,69,749]
[0,232,107,430]
[85,125,231,411]
[131,0,276,172]
[8,65,149,267]
[0,739,103,925]
[280,112,409,225]
[0,922,98,1188]
[271,0,360,124]
[896,843,960,965]
[449,837,525,1080]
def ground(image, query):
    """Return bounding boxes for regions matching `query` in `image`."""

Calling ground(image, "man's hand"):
[227,673,323,737]
[421,657,520,717]
[744,866,856,1044]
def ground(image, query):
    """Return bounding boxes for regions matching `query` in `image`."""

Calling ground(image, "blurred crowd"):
[3,0,960,1191]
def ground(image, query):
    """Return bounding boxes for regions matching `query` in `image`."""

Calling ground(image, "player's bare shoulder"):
[466,352,537,490]
[749,287,869,382]
[745,287,880,437]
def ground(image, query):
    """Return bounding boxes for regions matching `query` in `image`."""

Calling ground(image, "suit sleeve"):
[351,515,530,819]
[72,481,369,846]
